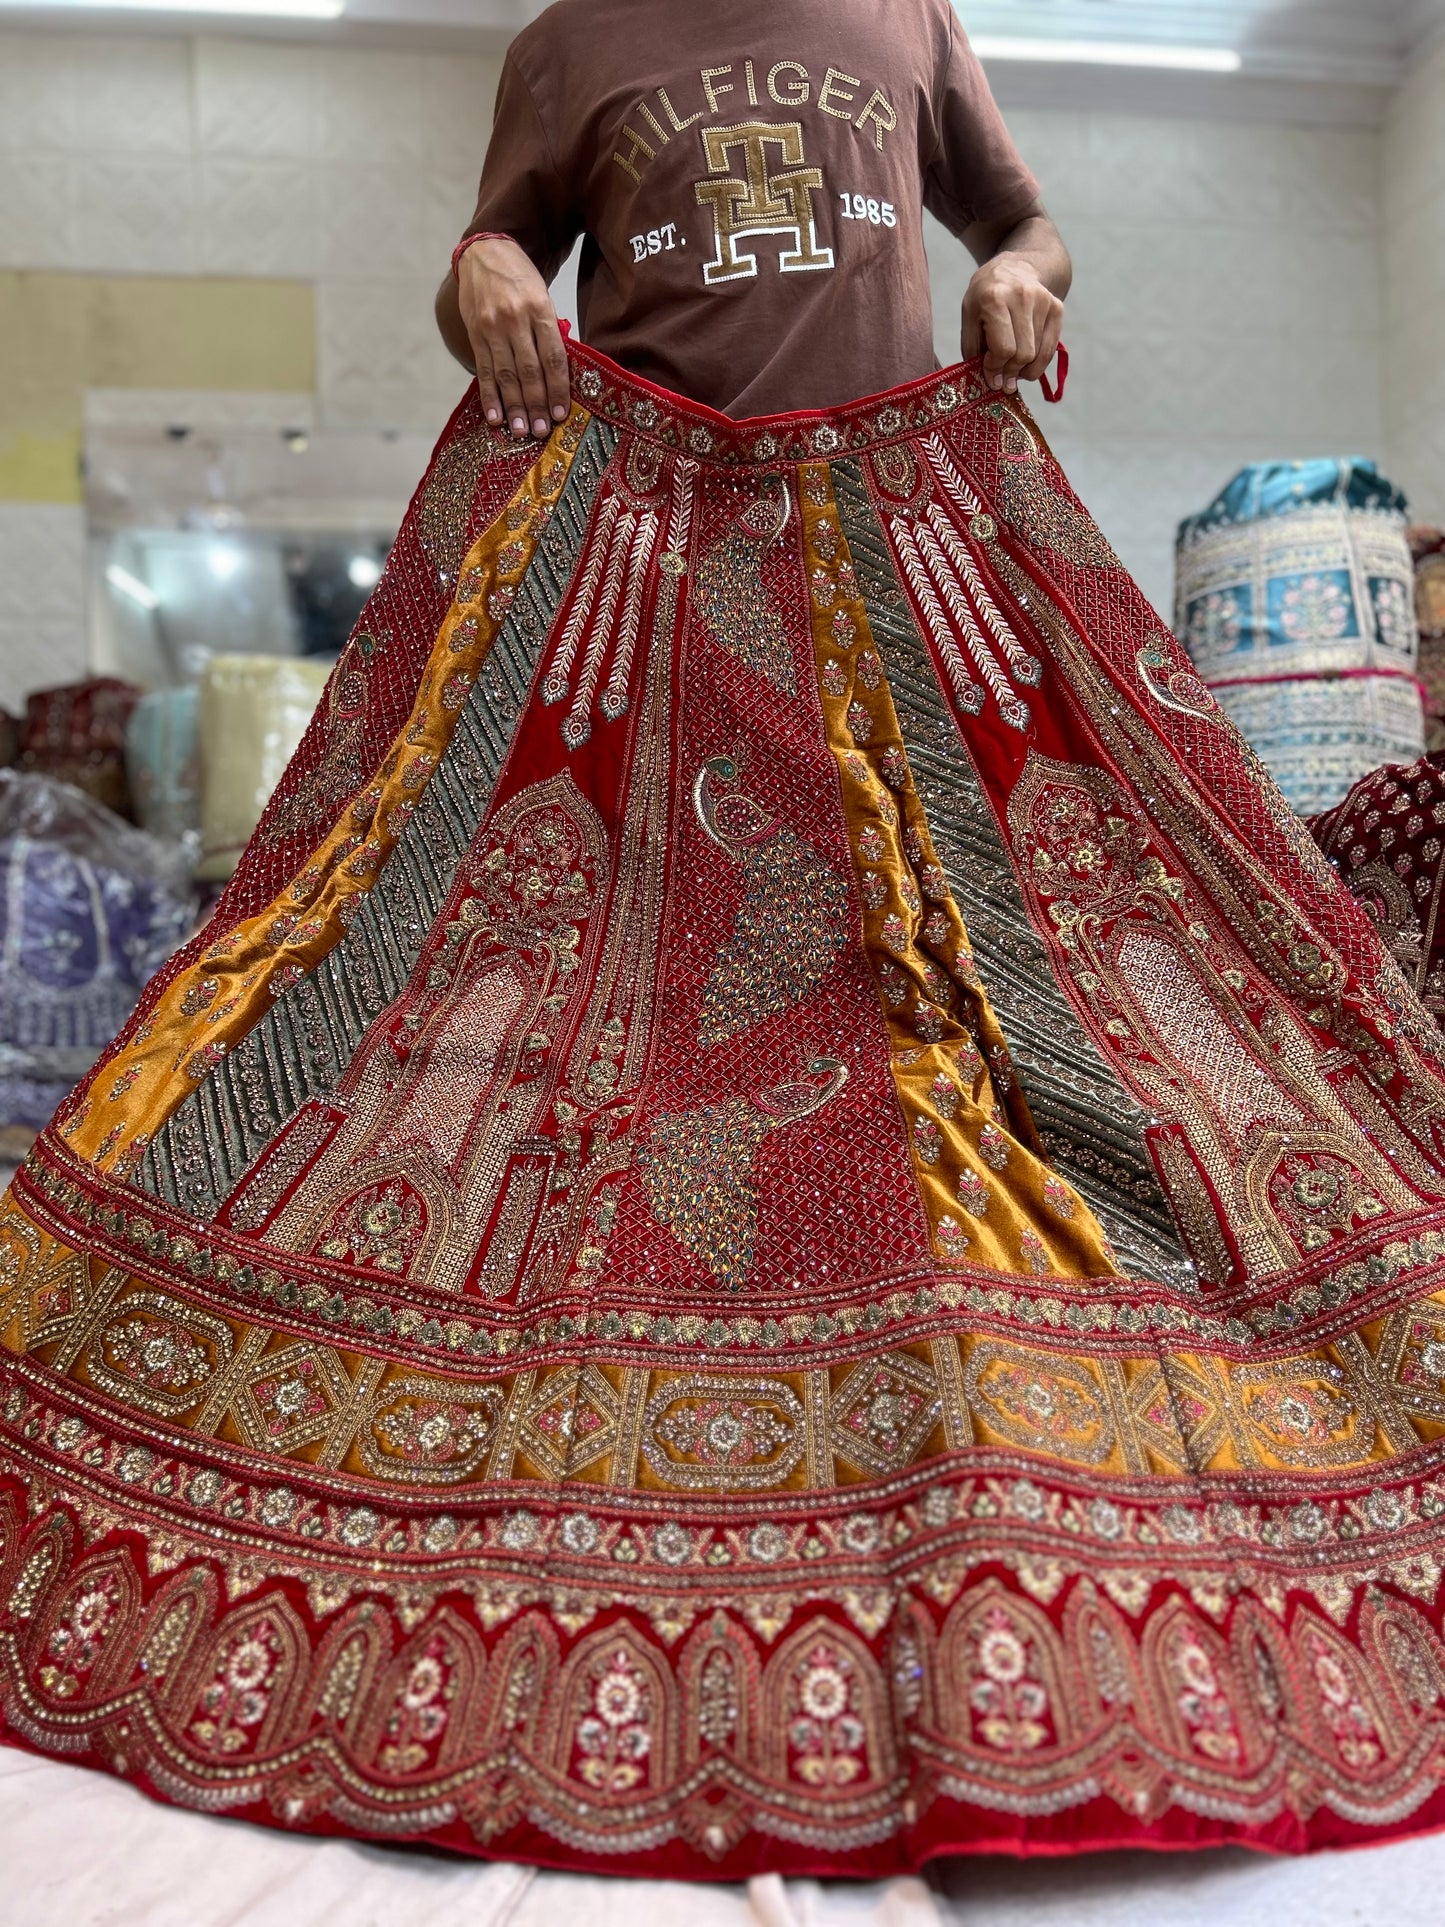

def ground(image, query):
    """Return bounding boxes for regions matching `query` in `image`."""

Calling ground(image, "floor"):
[0,1749,1440,1926]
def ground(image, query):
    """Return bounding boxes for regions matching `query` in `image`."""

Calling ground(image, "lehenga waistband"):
[564,331,999,468]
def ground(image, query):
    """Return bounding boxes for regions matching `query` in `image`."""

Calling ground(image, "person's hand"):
[457,235,570,439]
[961,255,1065,395]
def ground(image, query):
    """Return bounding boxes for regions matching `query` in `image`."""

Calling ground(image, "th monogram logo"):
[694,121,835,286]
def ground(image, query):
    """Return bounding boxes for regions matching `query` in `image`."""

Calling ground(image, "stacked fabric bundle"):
[0,772,194,1127]
[14,675,142,818]
[1176,459,1425,813]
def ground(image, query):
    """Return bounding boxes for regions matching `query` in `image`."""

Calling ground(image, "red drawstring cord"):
[1039,343,1069,404]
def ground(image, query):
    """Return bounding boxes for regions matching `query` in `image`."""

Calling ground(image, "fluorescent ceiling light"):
[972,37,1242,73]
[1,1,345,18]
[106,565,160,611]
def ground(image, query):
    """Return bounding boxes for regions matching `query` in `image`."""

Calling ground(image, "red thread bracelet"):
[451,231,512,282]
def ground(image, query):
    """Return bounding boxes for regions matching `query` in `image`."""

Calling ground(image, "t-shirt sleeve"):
[465,51,582,285]
[923,15,1041,236]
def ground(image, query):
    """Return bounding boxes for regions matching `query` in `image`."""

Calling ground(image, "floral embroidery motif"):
[1020,1227,1052,1275]
[1163,1623,1242,1764]
[832,1354,941,1475]
[363,1381,504,1483]
[380,1632,459,1775]
[931,1072,960,1119]
[575,1648,653,1793]
[787,1639,868,1786]
[315,1182,425,1275]
[644,1378,805,1491]
[190,1619,285,1756]
[968,1606,1053,1754]
[1303,1631,1383,1768]
[935,1214,970,1261]
[1043,1175,1076,1218]
[40,1570,124,1699]
[957,1170,990,1217]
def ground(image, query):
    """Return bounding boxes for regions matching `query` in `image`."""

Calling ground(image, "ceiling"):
[5,0,1445,120]
[961,2,1445,87]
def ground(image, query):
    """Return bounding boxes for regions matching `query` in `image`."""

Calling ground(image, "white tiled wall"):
[1385,38,1445,530]
[0,32,495,434]
[0,30,499,710]
[0,507,89,715]
[0,27,1413,682]
[930,111,1387,616]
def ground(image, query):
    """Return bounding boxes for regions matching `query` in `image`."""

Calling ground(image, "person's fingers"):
[980,296,1018,392]
[490,343,530,440]
[511,328,552,439]
[1002,302,1038,393]
[535,314,571,425]
[474,347,505,429]
[1021,299,1065,382]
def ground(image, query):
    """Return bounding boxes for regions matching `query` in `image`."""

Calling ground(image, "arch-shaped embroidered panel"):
[1139,1597,1257,1774]
[7,1515,74,1648]
[178,1592,309,1762]
[32,1547,142,1705]
[938,1576,1074,1758]
[888,1596,940,1740]
[357,1606,488,1782]
[551,1623,677,1796]
[678,1611,763,1766]
[1361,1592,1445,1722]
[761,1614,896,1790]
[1063,1578,1144,1734]
[1291,1607,1402,1772]
[302,1601,395,1745]
[1226,1599,1301,1748]
[484,1610,561,1754]
[134,1568,218,1712]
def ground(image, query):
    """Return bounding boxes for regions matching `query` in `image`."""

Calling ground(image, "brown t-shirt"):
[466,0,1039,418]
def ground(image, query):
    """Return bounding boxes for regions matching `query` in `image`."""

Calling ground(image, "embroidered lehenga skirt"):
[6,341,1445,1878]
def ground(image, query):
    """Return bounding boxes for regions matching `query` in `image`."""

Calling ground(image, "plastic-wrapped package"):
[0,772,195,1127]
[1176,459,1425,813]
[197,655,332,882]
[126,686,200,844]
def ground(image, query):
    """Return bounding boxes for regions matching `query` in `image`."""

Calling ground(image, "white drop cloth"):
[0,1745,1442,1926]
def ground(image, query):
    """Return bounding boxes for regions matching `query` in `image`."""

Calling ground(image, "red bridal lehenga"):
[6,339,1445,1878]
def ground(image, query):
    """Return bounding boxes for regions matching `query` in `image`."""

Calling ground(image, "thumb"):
[960,295,984,362]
